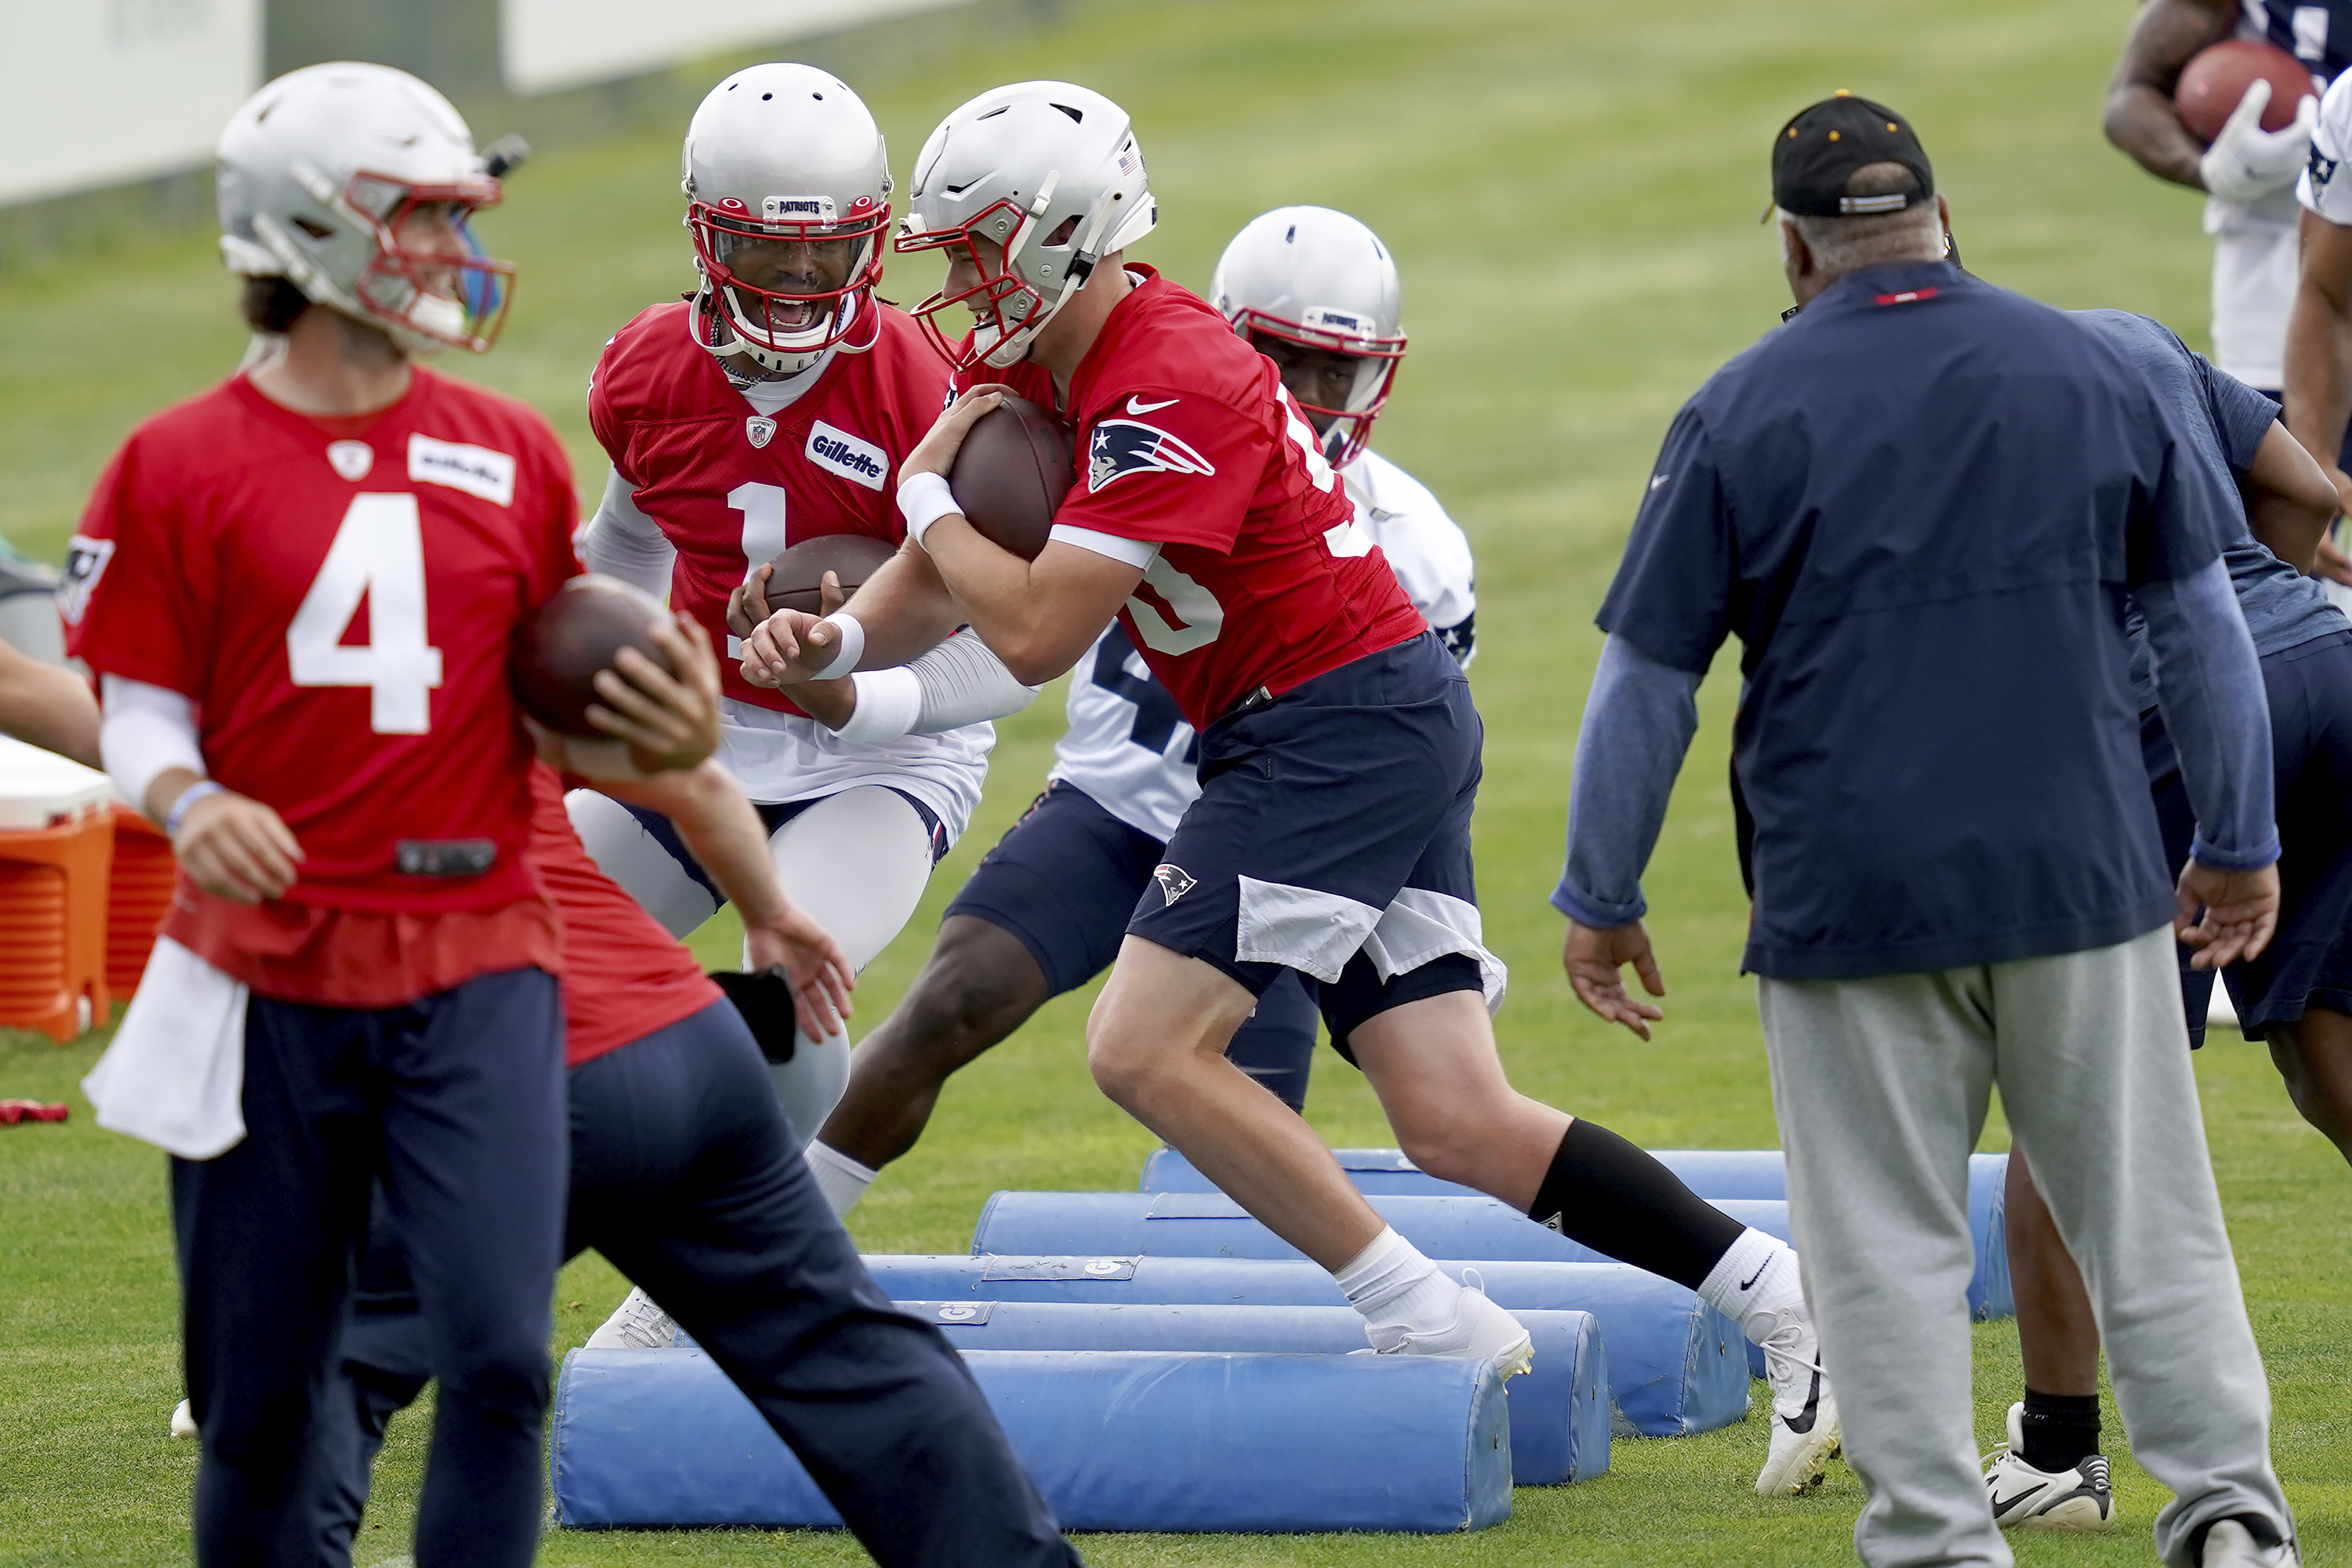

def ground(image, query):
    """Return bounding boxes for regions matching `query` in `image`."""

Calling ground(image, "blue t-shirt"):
[2073,310,2348,709]
[1599,262,2238,981]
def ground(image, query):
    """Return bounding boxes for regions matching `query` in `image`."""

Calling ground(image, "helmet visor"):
[347,176,516,352]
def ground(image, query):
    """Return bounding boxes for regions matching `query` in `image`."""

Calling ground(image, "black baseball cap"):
[1769,93,1933,218]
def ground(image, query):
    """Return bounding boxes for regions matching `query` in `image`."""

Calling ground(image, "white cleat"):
[169,1399,197,1440]
[584,1286,677,1350]
[1754,1306,1841,1496]
[1982,1402,2114,1532]
[2203,1518,2301,1567]
[1367,1279,1535,1381]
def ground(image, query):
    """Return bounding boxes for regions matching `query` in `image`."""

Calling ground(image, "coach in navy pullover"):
[1549,93,2300,1568]
[1553,256,2277,974]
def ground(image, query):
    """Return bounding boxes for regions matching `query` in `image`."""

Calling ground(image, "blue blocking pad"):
[1131,1149,2016,1324]
[895,1300,1606,1486]
[862,1254,1746,1439]
[550,1346,1513,1534]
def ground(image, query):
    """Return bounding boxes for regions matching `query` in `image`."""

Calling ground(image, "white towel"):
[82,936,248,1159]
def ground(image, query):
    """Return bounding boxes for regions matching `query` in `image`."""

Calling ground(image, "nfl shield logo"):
[746,416,777,449]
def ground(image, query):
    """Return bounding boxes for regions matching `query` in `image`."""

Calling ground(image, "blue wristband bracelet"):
[164,779,225,837]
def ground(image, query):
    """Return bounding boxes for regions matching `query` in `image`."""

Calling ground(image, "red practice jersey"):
[953,267,1426,728]
[64,368,578,1006]
[589,302,949,717]
[530,768,720,1067]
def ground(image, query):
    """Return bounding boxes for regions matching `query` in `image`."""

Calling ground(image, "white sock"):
[1334,1226,1463,1345]
[804,1140,877,1219]
[1696,1227,1806,1343]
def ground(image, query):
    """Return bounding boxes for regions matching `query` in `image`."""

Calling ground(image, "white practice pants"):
[567,784,939,1142]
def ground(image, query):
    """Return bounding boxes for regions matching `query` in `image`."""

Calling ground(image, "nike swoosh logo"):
[1987,1483,2045,1515]
[1780,1366,1822,1435]
[1127,395,1178,415]
[1740,1263,1768,1290]
[1648,473,1669,491]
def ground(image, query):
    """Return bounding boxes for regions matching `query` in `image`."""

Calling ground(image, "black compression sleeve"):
[1526,1118,1744,1290]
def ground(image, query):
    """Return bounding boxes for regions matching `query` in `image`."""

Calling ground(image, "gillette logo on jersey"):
[807,422,890,489]
[1090,419,1214,492]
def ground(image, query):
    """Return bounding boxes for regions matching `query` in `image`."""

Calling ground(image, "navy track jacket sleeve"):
[1553,635,1703,927]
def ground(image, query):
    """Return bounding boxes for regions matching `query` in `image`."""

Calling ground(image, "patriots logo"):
[1090,419,1215,493]
[2313,147,2340,191]
[1151,863,1197,906]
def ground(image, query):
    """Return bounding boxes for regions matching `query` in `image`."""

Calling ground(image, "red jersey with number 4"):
[64,368,578,1004]
[532,768,720,1067]
[588,302,949,718]
[952,267,1425,728]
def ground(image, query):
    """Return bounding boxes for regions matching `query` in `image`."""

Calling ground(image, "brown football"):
[760,533,901,618]
[512,575,677,736]
[2176,39,2318,143]
[948,392,1075,561]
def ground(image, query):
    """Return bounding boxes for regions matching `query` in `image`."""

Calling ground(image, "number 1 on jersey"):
[286,493,445,734]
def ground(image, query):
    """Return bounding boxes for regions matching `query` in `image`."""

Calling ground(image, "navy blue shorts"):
[946,779,1320,1106]
[2148,627,2352,1046]
[623,787,946,908]
[1130,632,1494,1051]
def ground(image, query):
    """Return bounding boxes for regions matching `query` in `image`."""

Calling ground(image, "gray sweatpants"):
[1758,925,2292,1568]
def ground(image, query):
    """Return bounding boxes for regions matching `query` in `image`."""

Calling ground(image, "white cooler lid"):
[0,735,116,829]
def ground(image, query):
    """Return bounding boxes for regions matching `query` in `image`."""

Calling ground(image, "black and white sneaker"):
[1982,1402,2115,1532]
[1755,1306,1841,1496]
[584,1286,677,1350]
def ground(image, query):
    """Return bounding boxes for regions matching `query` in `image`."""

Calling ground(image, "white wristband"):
[832,666,924,744]
[896,471,960,552]
[807,612,866,681]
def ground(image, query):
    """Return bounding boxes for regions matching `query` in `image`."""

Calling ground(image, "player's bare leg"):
[1087,937,1377,1269]
[1345,990,1567,1207]
[817,916,1051,1170]
[2268,1007,2352,1162]
[1984,1149,2118,1530]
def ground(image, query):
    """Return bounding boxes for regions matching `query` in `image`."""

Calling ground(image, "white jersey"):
[2215,8,2338,386]
[1050,447,1476,842]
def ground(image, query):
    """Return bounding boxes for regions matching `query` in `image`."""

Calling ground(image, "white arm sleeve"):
[100,675,202,810]
[580,467,677,599]
[832,629,1041,744]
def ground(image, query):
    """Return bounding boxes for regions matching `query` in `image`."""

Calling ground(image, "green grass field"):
[2,0,2348,1561]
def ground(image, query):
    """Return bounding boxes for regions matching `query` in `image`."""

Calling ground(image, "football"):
[760,532,901,617]
[2175,38,2318,143]
[511,575,677,736]
[947,391,1076,561]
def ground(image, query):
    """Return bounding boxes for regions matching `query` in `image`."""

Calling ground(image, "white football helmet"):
[1210,206,1405,467]
[895,82,1157,370]
[682,64,893,377]
[216,62,512,354]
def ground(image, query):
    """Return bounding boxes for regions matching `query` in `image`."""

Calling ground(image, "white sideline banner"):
[0,0,261,206]
[501,0,979,96]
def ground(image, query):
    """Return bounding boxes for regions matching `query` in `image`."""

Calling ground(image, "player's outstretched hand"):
[744,903,855,1040]
[588,614,720,772]
[1563,917,1667,1041]
[900,383,1014,482]
[2176,859,2281,970]
[739,607,830,688]
[175,790,303,905]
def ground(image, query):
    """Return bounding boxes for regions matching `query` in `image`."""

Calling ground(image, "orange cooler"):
[0,738,118,1040]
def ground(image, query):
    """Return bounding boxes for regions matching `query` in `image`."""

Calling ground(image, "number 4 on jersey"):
[286,493,445,734]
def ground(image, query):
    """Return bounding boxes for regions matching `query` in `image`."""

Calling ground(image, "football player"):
[569,63,1037,1349]
[800,206,1475,1220]
[64,64,699,1565]
[2105,0,2352,591]
[307,758,1080,1568]
[743,81,1842,1497]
